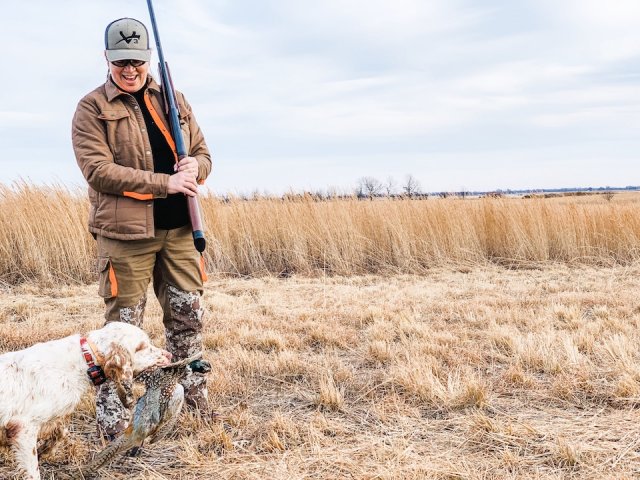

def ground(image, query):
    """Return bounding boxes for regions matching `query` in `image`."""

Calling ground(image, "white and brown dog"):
[0,322,172,479]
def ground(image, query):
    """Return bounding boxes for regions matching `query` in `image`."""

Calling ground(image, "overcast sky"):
[1,0,638,194]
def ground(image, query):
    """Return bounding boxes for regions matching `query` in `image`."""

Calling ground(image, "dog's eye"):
[135,342,147,352]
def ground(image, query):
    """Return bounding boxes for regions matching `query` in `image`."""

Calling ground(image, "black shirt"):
[131,87,188,230]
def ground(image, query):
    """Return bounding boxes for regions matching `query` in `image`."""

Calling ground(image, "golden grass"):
[0,184,639,284]
[1,265,640,478]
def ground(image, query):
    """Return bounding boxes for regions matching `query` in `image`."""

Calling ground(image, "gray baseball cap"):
[104,18,151,62]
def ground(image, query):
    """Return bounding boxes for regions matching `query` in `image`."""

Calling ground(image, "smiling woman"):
[107,60,149,93]
[71,15,215,439]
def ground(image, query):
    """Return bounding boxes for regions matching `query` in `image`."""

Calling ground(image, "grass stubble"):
[0,186,639,478]
[1,266,640,479]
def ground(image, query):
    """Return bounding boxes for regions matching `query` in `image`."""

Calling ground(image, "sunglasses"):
[111,59,147,68]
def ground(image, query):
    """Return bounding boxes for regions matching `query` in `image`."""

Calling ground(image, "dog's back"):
[0,334,87,428]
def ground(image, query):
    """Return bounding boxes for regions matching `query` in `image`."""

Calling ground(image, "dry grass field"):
[1,186,640,478]
[1,267,640,479]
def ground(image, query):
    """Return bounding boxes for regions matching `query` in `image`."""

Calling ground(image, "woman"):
[72,17,213,439]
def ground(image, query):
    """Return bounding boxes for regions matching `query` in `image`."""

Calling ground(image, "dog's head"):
[89,322,172,407]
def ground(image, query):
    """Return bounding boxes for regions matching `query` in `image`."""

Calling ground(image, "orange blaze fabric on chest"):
[143,92,178,164]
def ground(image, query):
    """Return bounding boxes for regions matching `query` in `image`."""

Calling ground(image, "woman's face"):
[107,59,149,93]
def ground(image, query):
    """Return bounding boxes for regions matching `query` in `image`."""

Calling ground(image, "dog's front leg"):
[9,422,41,479]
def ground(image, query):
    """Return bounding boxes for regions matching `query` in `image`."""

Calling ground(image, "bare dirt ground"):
[1,265,640,479]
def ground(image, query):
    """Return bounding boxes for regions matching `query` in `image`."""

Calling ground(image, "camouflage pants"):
[95,226,209,437]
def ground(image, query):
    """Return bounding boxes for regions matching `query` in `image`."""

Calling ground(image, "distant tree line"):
[356,174,423,200]
[215,179,640,203]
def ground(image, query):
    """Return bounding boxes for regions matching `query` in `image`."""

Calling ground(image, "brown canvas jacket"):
[72,76,211,240]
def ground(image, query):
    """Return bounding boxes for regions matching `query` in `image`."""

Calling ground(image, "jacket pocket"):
[98,108,132,151]
[97,256,118,298]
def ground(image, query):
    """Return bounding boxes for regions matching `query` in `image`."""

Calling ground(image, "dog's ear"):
[103,343,135,408]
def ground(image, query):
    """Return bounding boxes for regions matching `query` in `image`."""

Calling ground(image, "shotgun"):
[146,0,206,253]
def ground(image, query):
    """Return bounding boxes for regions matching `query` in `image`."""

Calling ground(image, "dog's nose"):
[163,350,172,361]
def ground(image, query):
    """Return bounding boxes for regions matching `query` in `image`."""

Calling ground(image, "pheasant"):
[79,352,211,478]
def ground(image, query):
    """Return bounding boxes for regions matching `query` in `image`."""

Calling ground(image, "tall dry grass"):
[0,183,93,285]
[1,183,639,284]
[205,193,640,275]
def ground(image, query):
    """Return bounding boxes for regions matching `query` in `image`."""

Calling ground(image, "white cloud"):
[456,62,594,93]
[277,0,477,40]
[536,0,640,62]
[0,112,51,128]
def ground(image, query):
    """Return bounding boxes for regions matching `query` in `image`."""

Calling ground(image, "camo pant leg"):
[153,226,208,410]
[115,294,147,327]
[160,284,208,410]
[96,294,148,438]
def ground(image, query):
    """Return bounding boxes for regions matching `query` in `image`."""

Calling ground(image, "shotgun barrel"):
[146,0,206,253]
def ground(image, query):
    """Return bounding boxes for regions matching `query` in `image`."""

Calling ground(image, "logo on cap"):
[116,31,141,45]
